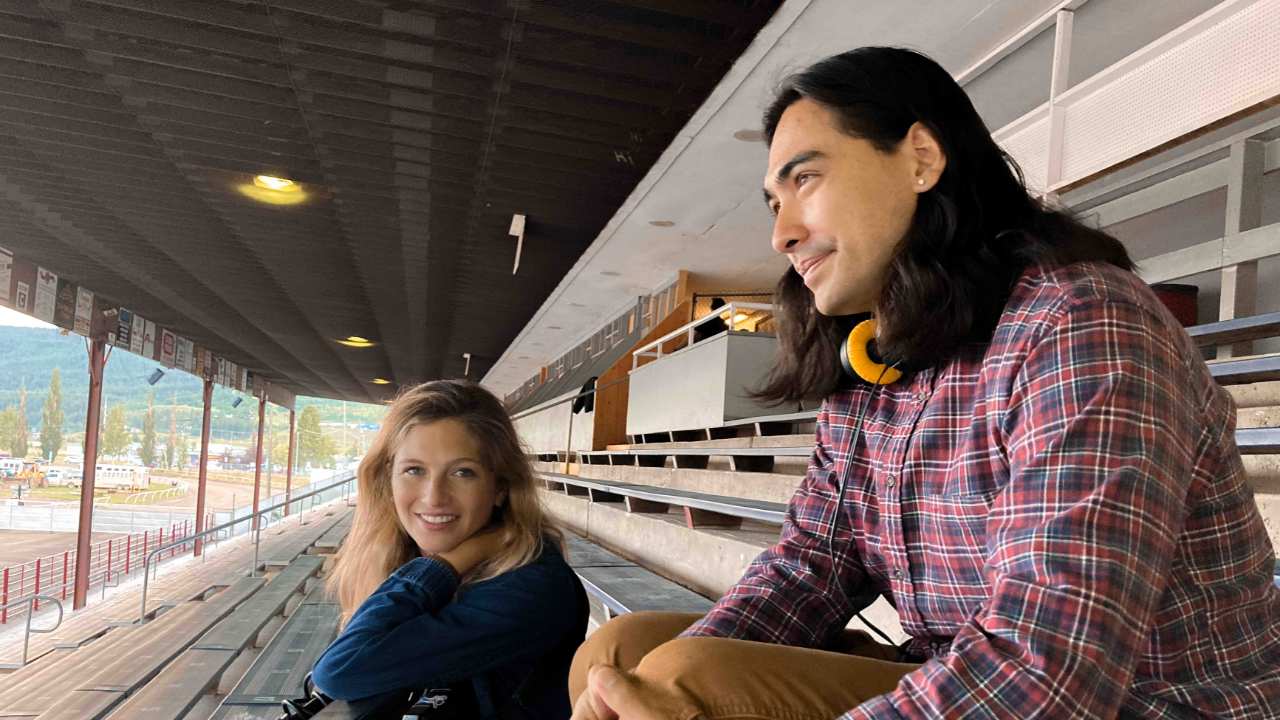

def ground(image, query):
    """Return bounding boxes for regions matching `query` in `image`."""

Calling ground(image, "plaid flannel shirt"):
[684,261,1280,718]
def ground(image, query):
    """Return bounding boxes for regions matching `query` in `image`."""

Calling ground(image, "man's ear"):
[905,121,946,192]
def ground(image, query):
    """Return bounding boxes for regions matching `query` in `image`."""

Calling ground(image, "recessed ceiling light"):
[733,129,764,142]
[254,175,297,191]
[600,271,621,277]
[371,378,391,385]
[336,336,376,348]
[648,220,674,227]
[547,325,561,330]
[733,313,749,323]
[239,174,307,205]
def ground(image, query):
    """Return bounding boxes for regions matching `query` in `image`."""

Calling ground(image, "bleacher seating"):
[0,504,354,719]
[528,309,1280,645]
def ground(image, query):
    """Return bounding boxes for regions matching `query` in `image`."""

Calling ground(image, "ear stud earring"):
[917,178,926,186]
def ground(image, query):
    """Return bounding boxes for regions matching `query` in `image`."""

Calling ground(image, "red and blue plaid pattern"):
[685,262,1280,718]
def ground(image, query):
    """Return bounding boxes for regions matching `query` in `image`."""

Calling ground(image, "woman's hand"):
[570,665,685,720]
[434,526,508,577]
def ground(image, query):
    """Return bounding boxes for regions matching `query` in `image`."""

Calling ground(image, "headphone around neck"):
[838,318,903,385]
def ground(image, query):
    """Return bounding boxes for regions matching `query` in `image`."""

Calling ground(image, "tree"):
[13,386,29,459]
[100,404,130,459]
[165,397,178,469]
[297,406,334,468]
[176,433,189,470]
[140,392,157,468]
[40,368,64,462]
[0,407,18,456]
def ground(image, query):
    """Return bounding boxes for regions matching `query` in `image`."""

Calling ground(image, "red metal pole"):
[61,551,68,599]
[285,408,296,517]
[33,558,41,611]
[73,337,107,610]
[194,379,213,557]
[106,539,112,586]
[124,535,131,575]
[2,566,7,623]
[252,395,265,531]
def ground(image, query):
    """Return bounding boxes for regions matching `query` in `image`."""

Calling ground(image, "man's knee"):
[571,612,699,702]
[634,636,738,684]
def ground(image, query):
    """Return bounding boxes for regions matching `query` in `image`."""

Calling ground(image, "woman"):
[569,47,1280,719]
[305,379,587,718]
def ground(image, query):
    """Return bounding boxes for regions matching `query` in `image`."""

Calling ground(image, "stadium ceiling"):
[0,0,781,403]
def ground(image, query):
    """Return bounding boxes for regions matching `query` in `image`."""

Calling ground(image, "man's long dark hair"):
[755,47,1134,404]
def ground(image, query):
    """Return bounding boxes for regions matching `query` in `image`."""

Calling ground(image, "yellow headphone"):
[839,318,903,385]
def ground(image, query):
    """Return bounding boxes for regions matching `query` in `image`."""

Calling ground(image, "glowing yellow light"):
[254,175,296,191]
[733,313,749,323]
[238,175,307,205]
[371,378,391,385]
[337,336,375,348]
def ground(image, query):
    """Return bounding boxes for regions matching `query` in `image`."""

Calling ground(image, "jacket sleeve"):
[311,554,581,701]
[682,406,868,647]
[848,297,1199,719]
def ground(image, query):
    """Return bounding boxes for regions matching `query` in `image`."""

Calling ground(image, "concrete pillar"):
[252,395,265,531]
[285,409,296,517]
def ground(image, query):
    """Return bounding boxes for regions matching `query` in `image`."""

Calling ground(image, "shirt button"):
[892,569,904,580]
[885,474,896,488]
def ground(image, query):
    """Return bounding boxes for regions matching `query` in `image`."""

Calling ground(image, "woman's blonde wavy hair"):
[327,379,562,626]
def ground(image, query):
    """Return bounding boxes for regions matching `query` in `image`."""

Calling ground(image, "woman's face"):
[390,418,506,557]
[763,98,938,316]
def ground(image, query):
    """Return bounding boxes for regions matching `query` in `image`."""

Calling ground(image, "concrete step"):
[606,434,814,452]
[539,488,907,645]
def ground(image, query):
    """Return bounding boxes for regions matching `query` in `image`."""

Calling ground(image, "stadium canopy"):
[0,0,780,404]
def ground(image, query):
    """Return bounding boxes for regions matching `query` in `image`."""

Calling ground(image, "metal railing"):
[0,594,63,669]
[0,520,192,624]
[631,301,774,369]
[138,472,356,623]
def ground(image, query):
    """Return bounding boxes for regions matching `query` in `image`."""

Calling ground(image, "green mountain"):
[0,326,385,441]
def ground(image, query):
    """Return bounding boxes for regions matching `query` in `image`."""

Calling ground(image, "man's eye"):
[795,172,815,187]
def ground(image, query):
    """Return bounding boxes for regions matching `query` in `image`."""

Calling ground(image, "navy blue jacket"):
[311,540,587,718]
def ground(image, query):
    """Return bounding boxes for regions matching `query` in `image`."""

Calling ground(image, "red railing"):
[0,516,210,624]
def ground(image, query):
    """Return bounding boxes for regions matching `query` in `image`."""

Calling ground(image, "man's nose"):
[770,202,806,255]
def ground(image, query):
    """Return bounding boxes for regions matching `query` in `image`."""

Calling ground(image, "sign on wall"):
[33,267,56,323]
[0,247,11,304]
[74,287,93,336]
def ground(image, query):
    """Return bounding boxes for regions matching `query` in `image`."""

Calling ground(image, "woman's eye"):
[453,467,476,478]
[402,466,422,476]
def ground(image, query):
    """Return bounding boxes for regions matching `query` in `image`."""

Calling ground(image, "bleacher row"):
[0,508,353,719]
[537,311,1280,633]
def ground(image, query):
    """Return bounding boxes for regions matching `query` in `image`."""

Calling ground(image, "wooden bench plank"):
[103,648,238,719]
[214,591,340,715]
[1207,354,1280,385]
[1237,427,1280,454]
[1188,311,1280,348]
[194,555,323,652]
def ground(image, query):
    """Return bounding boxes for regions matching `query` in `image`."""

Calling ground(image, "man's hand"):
[570,665,689,720]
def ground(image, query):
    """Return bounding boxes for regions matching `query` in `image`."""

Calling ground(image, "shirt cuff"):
[392,556,460,607]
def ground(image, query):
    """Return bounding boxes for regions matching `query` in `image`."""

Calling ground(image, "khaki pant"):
[569,612,921,720]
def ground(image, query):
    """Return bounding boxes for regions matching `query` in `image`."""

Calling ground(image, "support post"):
[1218,137,1265,359]
[73,337,107,610]
[252,394,265,532]
[285,409,296,517]
[194,379,213,557]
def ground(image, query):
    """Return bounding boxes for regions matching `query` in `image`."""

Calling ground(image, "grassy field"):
[22,482,183,504]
